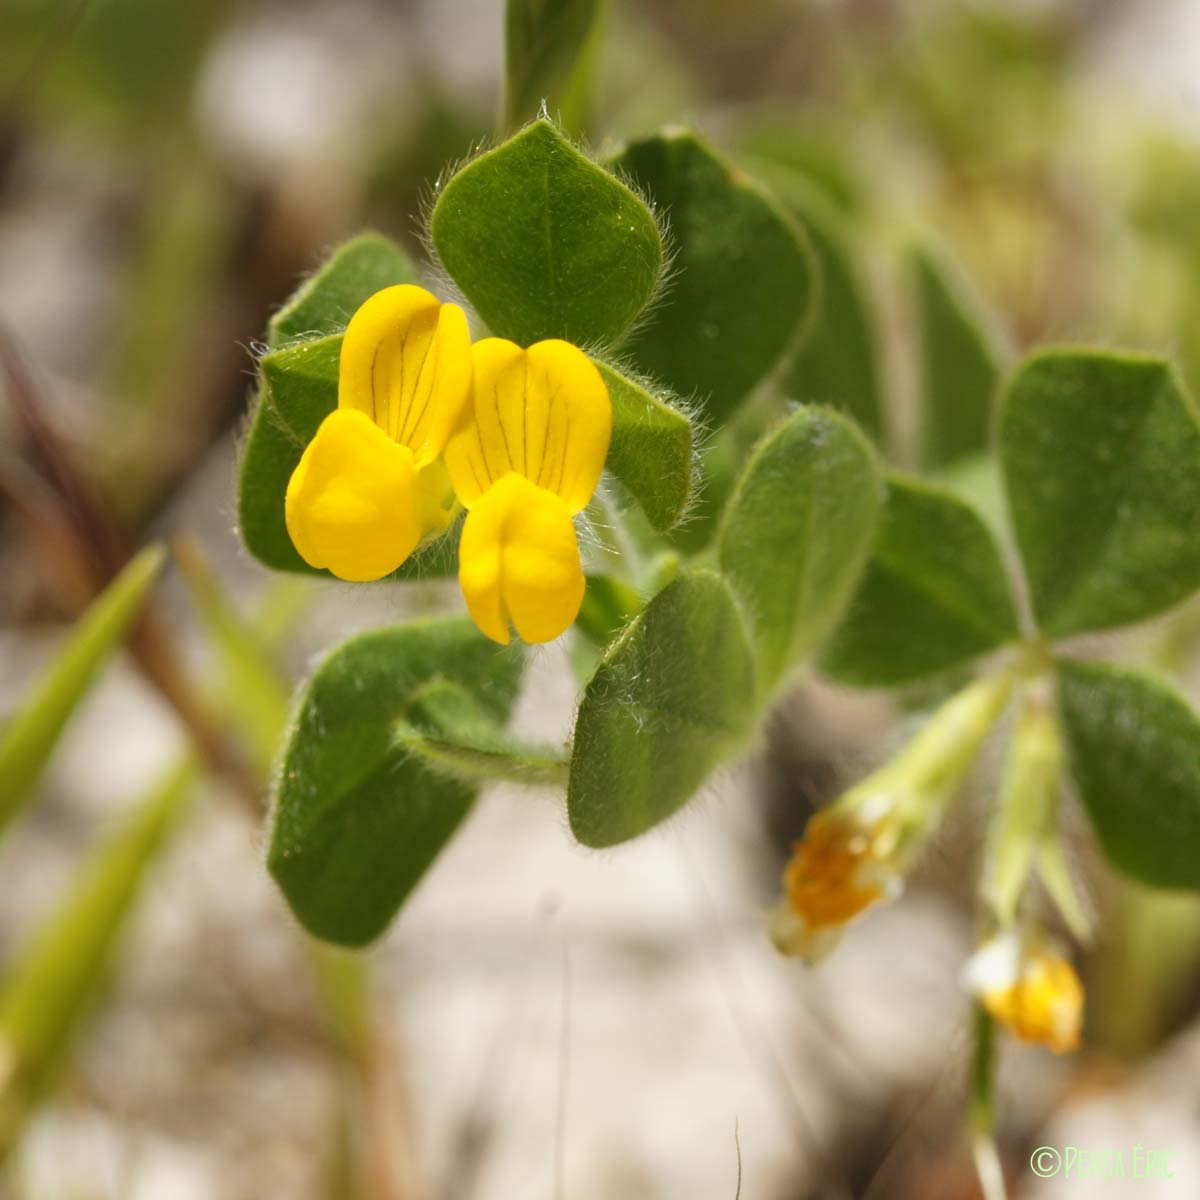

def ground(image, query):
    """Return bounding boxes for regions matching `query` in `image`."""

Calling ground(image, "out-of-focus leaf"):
[268,233,420,350]
[913,242,1005,469]
[268,620,523,946]
[597,362,692,531]
[175,540,292,777]
[431,120,663,348]
[0,0,226,134]
[1001,349,1200,637]
[821,476,1018,687]
[0,757,197,1149]
[568,570,756,848]
[609,131,815,424]
[932,452,1009,541]
[396,679,567,787]
[718,409,880,692]
[782,182,884,442]
[0,546,166,831]
[732,113,862,215]
[107,157,227,430]
[504,0,605,135]
[1058,660,1200,889]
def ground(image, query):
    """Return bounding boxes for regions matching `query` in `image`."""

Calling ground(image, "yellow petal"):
[414,456,460,541]
[445,338,611,513]
[983,953,1084,1054]
[457,472,585,645]
[285,409,421,582]
[965,933,1084,1054]
[338,284,471,464]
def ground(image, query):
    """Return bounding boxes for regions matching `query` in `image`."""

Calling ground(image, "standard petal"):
[458,473,585,645]
[285,409,421,582]
[445,338,611,513]
[338,285,471,458]
[526,339,611,513]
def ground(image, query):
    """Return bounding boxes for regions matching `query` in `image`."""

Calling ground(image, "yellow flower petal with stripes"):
[445,338,611,644]
[284,285,472,579]
[338,284,472,467]
[445,338,611,513]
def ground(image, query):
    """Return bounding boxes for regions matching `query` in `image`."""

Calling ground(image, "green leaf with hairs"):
[1059,660,1200,889]
[821,475,1018,687]
[396,679,568,787]
[718,408,881,692]
[268,232,420,350]
[568,570,757,848]
[781,182,884,441]
[913,242,1005,469]
[268,619,524,946]
[431,120,663,348]
[1002,349,1200,637]
[236,392,318,575]
[597,362,692,530]
[609,131,815,424]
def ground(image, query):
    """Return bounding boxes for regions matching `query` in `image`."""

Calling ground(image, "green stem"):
[969,1006,1009,1200]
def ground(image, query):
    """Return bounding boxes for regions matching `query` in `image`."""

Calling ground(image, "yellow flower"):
[964,931,1084,1054]
[768,798,903,963]
[444,338,611,645]
[285,285,471,581]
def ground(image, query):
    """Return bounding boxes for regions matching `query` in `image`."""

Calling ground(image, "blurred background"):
[2,0,1200,1196]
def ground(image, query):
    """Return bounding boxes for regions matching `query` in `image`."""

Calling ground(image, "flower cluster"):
[284,285,611,645]
[767,672,1088,1056]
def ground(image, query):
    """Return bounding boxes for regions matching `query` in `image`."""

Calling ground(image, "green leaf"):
[609,131,815,424]
[598,362,692,530]
[261,335,342,442]
[504,0,605,135]
[913,242,1004,470]
[717,408,880,692]
[568,570,756,848]
[236,392,316,575]
[575,573,642,647]
[268,619,524,946]
[782,182,884,442]
[268,232,420,350]
[1058,660,1200,889]
[0,545,166,831]
[821,475,1019,687]
[1002,349,1200,637]
[0,757,196,1142]
[431,119,662,348]
[396,679,568,787]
